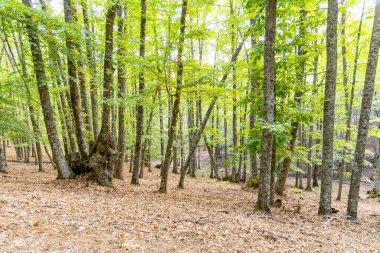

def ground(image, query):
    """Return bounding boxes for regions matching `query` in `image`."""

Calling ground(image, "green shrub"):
[246,176,258,188]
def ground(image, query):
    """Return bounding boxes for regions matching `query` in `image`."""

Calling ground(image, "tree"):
[131,0,147,185]
[115,6,127,180]
[256,0,277,213]
[87,3,118,186]
[347,0,380,219]
[63,0,88,159]
[160,0,188,193]
[21,0,74,179]
[319,0,338,216]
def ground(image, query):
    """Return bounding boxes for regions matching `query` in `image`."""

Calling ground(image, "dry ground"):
[1,150,380,252]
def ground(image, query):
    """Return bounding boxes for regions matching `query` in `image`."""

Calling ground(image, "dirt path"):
[1,154,380,252]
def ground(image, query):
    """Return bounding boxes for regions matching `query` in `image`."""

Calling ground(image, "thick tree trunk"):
[63,0,88,159]
[256,0,276,213]
[347,0,380,219]
[319,0,338,216]
[22,0,73,178]
[88,4,118,186]
[131,0,147,185]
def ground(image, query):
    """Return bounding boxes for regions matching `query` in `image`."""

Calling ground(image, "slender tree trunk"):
[131,0,147,185]
[230,0,238,182]
[177,26,250,188]
[319,0,338,216]
[63,0,88,159]
[275,8,305,196]
[223,102,229,179]
[16,34,45,172]
[337,0,348,201]
[205,135,220,180]
[77,48,93,136]
[256,0,276,213]
[140,89,159,177]
[81,0,99,138]
[248,13,258,177]
[306,126,313,191]
[44,144,55,168]
[115,6,127,180]
[298,126,304,189]
[22,0,73,178]
[347,0,380,219]
[160,0,188,193]
[0,140,6,173]
[159,88,164,165]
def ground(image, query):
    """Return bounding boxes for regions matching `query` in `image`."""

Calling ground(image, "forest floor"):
[1,150,380,252]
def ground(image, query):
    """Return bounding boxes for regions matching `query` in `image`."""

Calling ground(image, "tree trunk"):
[256,0,276,213]
[115,7,127,180]
[177,23,250,188]
[347,0,380,219]
[63,0,88,160]
[230,1,238,183]
[22,0,73,178]
[88,4,118,186]
[337,0,348,201]
[16,33,45,172]
[249,16,258,177]
[159,0,187,193]
[306,126,313,191]
[81,0,99,138]
[319,0,338,216]
[131,0,147,185]
[0,141,6,173]
[274,8,305,196]
[338,0,365,200]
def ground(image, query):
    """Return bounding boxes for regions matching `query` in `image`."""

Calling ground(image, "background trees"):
[0,0,379,219]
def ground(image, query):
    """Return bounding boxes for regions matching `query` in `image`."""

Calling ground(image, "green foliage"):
[246,175,258,188]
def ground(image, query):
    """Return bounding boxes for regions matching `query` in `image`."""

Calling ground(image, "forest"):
[0,0,380,251]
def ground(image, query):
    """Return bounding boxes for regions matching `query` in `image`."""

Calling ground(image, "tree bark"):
[319,0,338,216]
[22,0,73,178]
[88,4,118,186]
[81,0,99,138]
[347,0,380,219]
[131,0,147,185]
[159,0,187,193]
[256,0,276,213]
[0,140,6,173]
[115,6,127,180]
[63,0,88,159]
[337,0,348,201]
[275,8,305,196]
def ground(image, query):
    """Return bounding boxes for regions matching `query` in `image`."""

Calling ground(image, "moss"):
[246,176,258,188]
[0,199,8,205]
